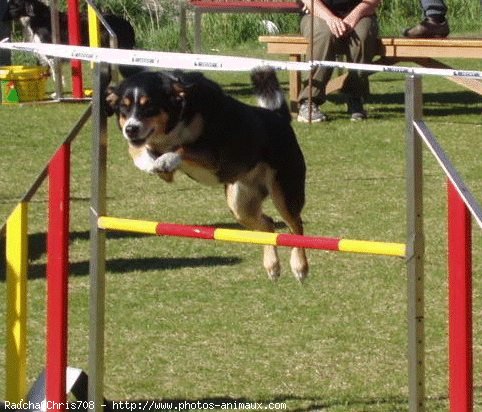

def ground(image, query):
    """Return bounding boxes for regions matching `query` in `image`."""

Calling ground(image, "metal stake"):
[308,0,314,124]
[88,62,110,412]
[405,75,425,412]
[50,0,63,99]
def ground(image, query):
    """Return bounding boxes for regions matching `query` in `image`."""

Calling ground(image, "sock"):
[427,15,446,24]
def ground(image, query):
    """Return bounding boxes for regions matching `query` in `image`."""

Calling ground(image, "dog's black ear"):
[172,81,188,101]
[104,86,119,117]
[171,74,198,101]
[164,71,187,100]
[25,1,35,17]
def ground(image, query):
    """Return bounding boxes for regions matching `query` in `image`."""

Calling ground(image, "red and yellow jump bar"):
[98,216,406,258]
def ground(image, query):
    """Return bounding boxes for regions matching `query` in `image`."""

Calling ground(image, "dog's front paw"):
[153,152,182,174]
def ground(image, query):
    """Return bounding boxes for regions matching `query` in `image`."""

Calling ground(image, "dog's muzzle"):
[124,125,146,146]
[125,124,140,139]
[122,118,153,145]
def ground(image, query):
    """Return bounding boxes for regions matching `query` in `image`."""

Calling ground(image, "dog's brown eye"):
[122,97,132,108]
[139,96,150,106]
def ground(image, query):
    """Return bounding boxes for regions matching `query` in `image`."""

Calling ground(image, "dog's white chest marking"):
[180,162,220,186]
[133,149,157,173]
[21,20,34,42]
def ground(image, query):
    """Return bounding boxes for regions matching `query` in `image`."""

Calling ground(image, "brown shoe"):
[403,18,450,38]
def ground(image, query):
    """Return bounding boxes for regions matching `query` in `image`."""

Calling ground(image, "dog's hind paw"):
[264,246,281,281]
[290,248,308,283]
[267,266,281,282]
[153,152,182,173]
[291,268,308,283]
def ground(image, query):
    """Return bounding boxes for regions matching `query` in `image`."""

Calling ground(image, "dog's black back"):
[178,70,304,182]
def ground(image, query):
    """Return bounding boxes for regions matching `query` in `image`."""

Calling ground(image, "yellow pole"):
[88,4,101,48]
[86,4,102,95]
[214,228,278,246]
[98,216,158,235]
[5,202,28,402]
[338,239,406,258]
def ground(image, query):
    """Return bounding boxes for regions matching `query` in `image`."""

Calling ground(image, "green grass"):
[0,54,481,411]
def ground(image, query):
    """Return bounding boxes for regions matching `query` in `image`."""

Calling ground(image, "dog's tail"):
[251,66,291,122]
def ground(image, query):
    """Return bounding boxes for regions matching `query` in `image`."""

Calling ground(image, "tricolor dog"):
[3,0,136,78]
[105,67,308,281]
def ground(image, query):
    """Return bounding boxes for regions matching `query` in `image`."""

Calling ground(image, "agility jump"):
[1,40,481,412]
[98,216,406,258]
[84,56,478,412]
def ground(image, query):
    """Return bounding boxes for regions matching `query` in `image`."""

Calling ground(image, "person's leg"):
[297,14,334,121]
[342,16,378,100]
[342,15,379,120]
[403,0,449,38]
[421,0,448,19]
[0,0,12,65]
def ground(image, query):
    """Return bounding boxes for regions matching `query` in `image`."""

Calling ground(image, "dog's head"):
[105,71,192,148]
[4,0,38,20]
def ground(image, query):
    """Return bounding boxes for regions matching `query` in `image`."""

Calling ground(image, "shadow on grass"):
[223,81,259,98]
[222,78,291,96]
[210,220,288,230]
[0,230,242,281]
[0,219,296,282]
[0,218,295,282]
[326,89,481,117]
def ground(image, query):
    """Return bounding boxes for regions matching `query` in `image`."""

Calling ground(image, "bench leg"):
[289,54,301,114]
[194,10,202,53]
[179,1,187,52]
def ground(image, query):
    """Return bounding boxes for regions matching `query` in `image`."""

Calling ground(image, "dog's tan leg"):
[225,182,280,280]
[270,182,309,282]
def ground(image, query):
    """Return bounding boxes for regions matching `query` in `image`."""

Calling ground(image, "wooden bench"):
[259,35,482,112]
[188,1,301,52]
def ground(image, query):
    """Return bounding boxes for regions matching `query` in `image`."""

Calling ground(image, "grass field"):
[0,53,481,411]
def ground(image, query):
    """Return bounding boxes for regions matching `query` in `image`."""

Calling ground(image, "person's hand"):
[326,16,351,38]
[343,15,358,32]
